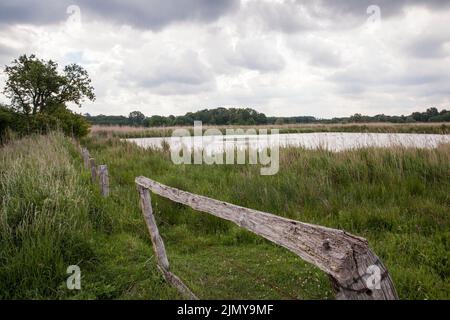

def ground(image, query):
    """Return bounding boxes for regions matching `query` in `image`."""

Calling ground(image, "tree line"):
[86,107,450,127]
[1,54,449,142]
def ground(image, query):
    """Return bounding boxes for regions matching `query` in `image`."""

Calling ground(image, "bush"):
[0,106,14,137]
[0,105,89,139]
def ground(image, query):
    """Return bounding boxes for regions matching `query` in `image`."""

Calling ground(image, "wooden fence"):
[80,146,109,197]
[135,175,398,300]
[77,142,397,300]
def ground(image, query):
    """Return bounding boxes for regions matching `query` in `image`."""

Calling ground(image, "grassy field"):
[1,132,449,299]
[90,122,449,138]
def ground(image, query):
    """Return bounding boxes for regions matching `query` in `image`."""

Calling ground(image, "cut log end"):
[331,243,398,300]
[135,176,398,300]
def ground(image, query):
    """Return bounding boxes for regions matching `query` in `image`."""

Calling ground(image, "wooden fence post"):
[136,184,198,300]
[98,165,110,197]
[135,176,398,300]
[82,148,90,169]
[137,185,170,270]
[89,158,97,183]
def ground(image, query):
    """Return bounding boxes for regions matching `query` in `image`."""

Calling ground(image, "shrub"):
[0,106,89,139]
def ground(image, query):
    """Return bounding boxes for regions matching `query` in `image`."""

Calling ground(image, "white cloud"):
[0,0,449,118]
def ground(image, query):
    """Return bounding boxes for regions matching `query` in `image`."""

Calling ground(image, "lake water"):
[126,132,450,153]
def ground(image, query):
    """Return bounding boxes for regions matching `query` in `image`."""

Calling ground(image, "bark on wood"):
[137,185,170,270]
[135,176,398,300]
[98,165,110,197]
[137,185,197,299]
[89,158,97,183]
[82,148,90,169]
[158,266,199,300]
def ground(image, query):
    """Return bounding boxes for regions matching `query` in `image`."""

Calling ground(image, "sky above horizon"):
[0,0,449,118]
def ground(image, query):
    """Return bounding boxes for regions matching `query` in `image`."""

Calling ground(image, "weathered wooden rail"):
[135,175,398,300]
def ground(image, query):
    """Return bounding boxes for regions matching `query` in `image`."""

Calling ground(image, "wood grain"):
[98,165,109,197]
[137,185,197,299]
[135,175,398,300]
[89,158,97,183]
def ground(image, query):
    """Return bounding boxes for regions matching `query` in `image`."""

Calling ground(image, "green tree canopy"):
[128,110,146,126]
[3,54,95,115]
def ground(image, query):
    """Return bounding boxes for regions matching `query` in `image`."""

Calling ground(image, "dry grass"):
[89,122,449,138]
[91,122,449,131]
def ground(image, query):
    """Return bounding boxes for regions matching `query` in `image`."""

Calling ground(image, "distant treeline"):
[85,107,450,127]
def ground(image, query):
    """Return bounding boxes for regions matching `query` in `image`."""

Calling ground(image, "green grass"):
[0,133,179,299]
[1,132,449,299]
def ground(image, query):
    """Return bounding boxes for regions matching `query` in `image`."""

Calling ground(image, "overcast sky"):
[0,0,449,118]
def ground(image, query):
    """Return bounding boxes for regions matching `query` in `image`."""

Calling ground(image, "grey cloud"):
[0,43,19,66]
[0,0,240,29]
[82,0,240,30]
[125,51,216,95]
[1,0,449,33]
[418,83,450,97]
[405,35,450,59]
[0,0,68,25]
[0,43,16,56]
[309,50,342,68]
[395,73,446,86]
[143,82,215,95]
[241,0,450,34]
[227,40,285,72]
[287,36,344,68]
[329,63,450,96]
[314,0,450,18]
[242,1,320,33]
[201,26,286,74]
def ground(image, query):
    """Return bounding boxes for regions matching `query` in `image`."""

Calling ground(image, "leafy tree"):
[144,115,168,127]
[0,104,14,138]
[1,54,94,138]
[85,114,129,126]
[3,54,95,115]
[275,118,285,125]
[412,112,427,122]
[426,107,439,117]
[350,113,363,123]
[128,111,146,126]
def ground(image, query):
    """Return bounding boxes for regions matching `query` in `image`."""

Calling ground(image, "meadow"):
[0,131,449,299]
